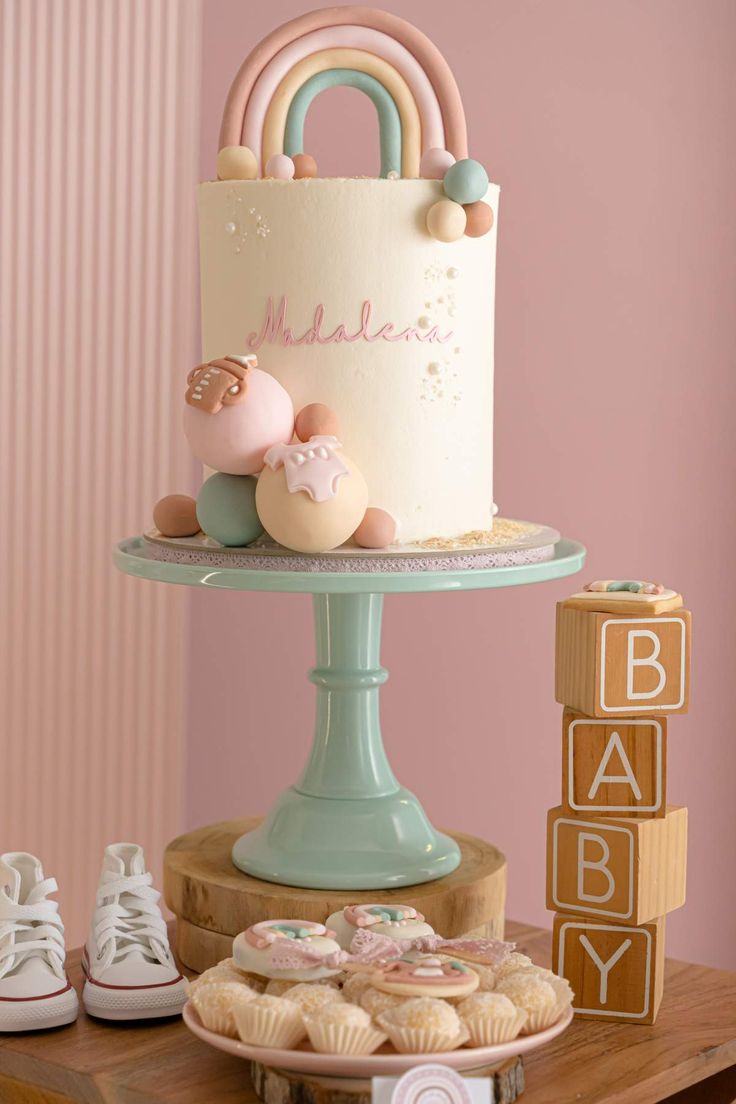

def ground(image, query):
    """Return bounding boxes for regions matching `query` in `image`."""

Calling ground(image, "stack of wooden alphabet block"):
[548,582,691,1024]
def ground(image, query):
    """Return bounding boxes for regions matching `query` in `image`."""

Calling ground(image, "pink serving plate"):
[183,1002,572,1078]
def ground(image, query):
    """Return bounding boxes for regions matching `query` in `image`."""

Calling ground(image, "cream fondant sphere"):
[426,199,467,243]
[256,453,369,553]
[183,367,294,475]
[216,145,258,181]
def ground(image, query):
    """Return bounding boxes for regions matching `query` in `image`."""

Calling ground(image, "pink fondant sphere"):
[153,494,200,538]
[353,508,397,549]
[420,147,456,180]
[265,154,295,180]
[256,453,369,554]
[293,153,318,179]
[463,200,494,238]
[295,403,341,442]
[426,199,467,243]
[183,367,294,475]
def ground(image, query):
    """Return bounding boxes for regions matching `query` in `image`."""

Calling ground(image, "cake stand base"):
[251,1055,525,1104]
[165,818,507,973]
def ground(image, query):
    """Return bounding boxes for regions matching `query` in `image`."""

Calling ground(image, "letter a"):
[579,934,632,1004]
[577,832,615,903]
[627,629,666,700]
[588,731,642,801]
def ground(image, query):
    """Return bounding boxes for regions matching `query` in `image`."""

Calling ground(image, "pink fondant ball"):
[256,453,369,554]
[153,494,200,538]
[463,200,494,238]
[295,403,341,442]
[265,154,295,180]
[353,508,397,549]
[420,147,456,180]
[183,367,294,475]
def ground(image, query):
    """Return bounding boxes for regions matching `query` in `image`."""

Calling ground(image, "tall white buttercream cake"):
[188,6,499,550]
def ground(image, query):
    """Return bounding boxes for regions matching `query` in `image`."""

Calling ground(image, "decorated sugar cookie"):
[232,920,345,981]
[327,904,435,951]
[564,580,683,616]
[372,956,479,999]
[183,355,294,476]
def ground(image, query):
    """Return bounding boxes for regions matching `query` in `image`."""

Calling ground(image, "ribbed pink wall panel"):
[0,0,201,943]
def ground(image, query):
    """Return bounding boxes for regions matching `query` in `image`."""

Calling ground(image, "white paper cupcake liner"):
[462,1008,527,1046]
[378,1021,470,1054]
[519,1001,566,1035]
[306,1020,388,1055]
[234,1003,306,1049]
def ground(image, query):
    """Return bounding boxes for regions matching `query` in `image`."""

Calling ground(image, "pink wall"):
[190,0,736,968]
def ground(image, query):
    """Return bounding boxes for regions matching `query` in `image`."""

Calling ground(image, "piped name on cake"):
[247,296,454,351]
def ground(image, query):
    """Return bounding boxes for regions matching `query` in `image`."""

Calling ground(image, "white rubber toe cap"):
[0,981,79,1032]
[82,973,188,1020]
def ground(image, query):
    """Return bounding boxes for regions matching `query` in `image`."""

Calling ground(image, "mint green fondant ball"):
[443,159,489,205]
[196,472,263,547]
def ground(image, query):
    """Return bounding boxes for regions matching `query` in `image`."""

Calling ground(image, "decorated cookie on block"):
[327,905,435,951]
[233,921,345,981]
[564,580,683,616]
[372,957,479,999]
[183,355,294,475]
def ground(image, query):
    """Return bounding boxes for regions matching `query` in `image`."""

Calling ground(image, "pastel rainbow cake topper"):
[218,5,469,178]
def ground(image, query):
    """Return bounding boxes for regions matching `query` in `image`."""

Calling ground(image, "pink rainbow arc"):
[219,5,468,169]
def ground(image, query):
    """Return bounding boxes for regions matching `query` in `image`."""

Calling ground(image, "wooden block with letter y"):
[562,708,667,817]
[546,805,687,924]
[553,911,665,1024]
[555,602,691,717]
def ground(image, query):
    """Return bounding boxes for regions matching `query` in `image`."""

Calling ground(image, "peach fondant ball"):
[353,508,397,549]
[426,199,467,243]
[295,403,341,442]
[463,201,494,238]
[256,454,369,553]
[293,153,318,179]
[183,367,294,475]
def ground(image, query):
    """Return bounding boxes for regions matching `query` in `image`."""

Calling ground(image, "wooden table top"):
[1,920,735,1104]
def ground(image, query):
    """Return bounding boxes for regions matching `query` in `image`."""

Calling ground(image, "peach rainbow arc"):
[246,297,454,350]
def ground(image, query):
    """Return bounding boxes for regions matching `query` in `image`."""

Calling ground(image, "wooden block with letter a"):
[562,708,667,817]
[555,603,691,717]
[553,911,665,1024]
[546,805,687,924]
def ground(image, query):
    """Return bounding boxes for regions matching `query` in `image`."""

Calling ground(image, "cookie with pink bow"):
[327,904,435,951]
[371,956,480,998]
[232,920,346,981]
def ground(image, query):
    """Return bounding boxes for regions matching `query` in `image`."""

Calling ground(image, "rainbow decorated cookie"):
[371,956,479,999]
[232,920,345,981]
[564,580,683,616]
[327,904,435,951]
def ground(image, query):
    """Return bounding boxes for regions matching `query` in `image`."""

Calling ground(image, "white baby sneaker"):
[82,843,187,1020]
[0,852,79,1032]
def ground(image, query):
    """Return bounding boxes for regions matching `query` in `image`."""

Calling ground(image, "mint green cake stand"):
[114,531,585,890]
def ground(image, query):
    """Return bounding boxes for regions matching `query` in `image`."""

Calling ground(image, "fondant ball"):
[183,367,294,475]
[153,494,200,538]
[196,473,263,547]
[426,199,467,243]
[256,455,369,554]
[295,403,341,442]
[420,147,456,180]
[463,200,494,238]
[293,153,318,179]
[216,145,257,181]
[443,158,489,205]
[265,154,295,180]
[353,508,397,549]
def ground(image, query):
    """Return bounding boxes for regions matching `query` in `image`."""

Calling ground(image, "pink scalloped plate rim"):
[183,1003,573,1078]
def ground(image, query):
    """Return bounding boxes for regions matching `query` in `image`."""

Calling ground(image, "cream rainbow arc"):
[218,5,469,177]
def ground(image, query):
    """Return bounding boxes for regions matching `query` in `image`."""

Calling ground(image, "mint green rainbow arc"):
[284,69,402,178]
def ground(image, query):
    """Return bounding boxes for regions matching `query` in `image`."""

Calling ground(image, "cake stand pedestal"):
[114,528,584,891]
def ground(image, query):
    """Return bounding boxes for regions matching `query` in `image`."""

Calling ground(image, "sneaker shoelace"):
[93,872,171,970]
[0,878,66,980]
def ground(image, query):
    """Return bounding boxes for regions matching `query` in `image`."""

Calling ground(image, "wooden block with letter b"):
[555,602,691,717]
[546,804,687,924]
[553,912,665,1024]
[562,709,667,817]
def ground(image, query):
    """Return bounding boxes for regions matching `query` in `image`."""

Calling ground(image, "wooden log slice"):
[165,818,506,972]
[251,1056,524,1104]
